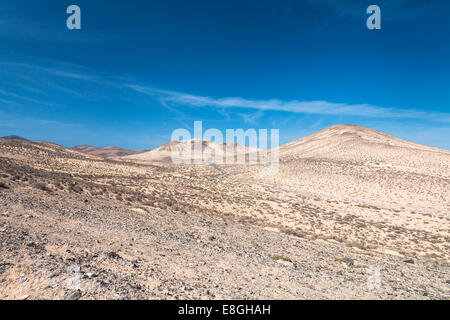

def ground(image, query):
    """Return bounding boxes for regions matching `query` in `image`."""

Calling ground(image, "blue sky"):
[0,0,449,149]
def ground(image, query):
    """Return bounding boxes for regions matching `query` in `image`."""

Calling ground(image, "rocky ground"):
[0,136,449,299]
[1,187,448,300]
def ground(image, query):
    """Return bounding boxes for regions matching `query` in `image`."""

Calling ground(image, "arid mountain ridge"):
[0,124,449,299]
[5,124,449,160]
[70,145,149,158]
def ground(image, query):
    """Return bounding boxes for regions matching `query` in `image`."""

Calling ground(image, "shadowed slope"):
[70,145,148,158]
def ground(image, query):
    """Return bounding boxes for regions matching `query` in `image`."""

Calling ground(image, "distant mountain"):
[70,145,148,158]
[125,139,260,162]
[276,125,450,180]
[279,124,448,158]
[1,135,29,141]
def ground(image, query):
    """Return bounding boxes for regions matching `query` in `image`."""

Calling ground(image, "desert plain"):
[0,124,449,299]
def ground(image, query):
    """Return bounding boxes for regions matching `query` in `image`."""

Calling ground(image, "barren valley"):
[0,125,449,299]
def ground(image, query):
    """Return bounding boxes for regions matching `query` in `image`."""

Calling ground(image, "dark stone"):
[0,182,9,190]
[107,251,121,259]
[64,289,82,300]
[342,257,354,266]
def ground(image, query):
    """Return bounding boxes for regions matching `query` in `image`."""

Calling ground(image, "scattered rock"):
[99,279,110,287]
[106,251,122,259]
[19,278,27,283]
[27,242,44,251]
[343,257,354,266]
[107,251,121,259]
[18,294,29,300]
[64,289,82,300]
[336,257,354,266]
[0,268,5,275]
[0,262,12,267]
[404,259,415,264]
[209,236,216,241]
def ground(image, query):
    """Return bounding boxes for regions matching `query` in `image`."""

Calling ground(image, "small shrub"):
[271,254,292,263]
[279,227,306,238]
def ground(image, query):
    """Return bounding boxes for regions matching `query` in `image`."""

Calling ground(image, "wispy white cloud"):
[0,88,61,107]
[0,59,122,105]
[3,57,449,123]
[8,60,447,124]
[0,98,19,106]
[1,62,97,81]
[127,84,450,122]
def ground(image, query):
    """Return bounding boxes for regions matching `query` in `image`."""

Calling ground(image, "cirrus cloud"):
[128,84,450,122]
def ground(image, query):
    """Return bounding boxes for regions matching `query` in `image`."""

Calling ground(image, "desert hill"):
[248,124,449,244]
[1,135,29,141]
[125,139,259,162]
[280,124,449,157]
[70,145,148,158]
[277,124,450,178]
[0,137,143,159]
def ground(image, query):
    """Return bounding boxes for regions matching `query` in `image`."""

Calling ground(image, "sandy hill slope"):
[125,139,259,162]
[70,145,148,158]
[280,124,449,158]
[278,124,450,178]
[243,124,450,247]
